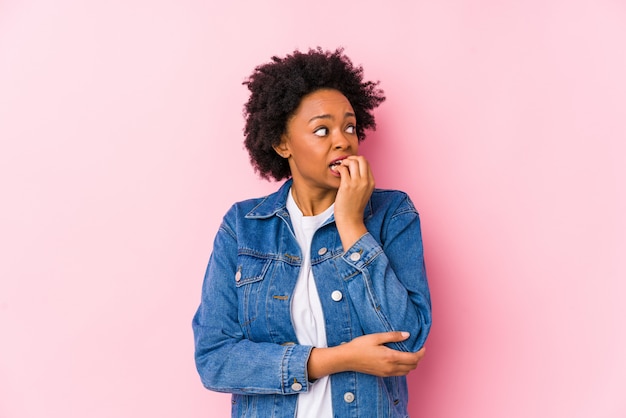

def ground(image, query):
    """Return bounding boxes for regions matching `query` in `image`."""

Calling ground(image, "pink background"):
[1,1,625,417]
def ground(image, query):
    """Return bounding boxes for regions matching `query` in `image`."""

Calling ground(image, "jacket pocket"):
[235,254,271,287]
[235,253,272,339]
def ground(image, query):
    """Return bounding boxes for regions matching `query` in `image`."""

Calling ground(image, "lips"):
[329,157,348,172]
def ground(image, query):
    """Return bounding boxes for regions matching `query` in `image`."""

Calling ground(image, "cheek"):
[351,138,360,152]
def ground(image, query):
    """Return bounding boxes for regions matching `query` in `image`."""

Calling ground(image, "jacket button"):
[331,290,343,301]
[235,271,242,282]
[291,382,303,391]
[349,252,361,261]
[343,392,355,403]
[317,247,328,255]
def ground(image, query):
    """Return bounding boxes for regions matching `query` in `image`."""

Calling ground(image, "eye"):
[345,125,356,134]
[314,127,329,137]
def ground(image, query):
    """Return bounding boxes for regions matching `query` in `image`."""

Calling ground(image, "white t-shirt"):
[286,190,334,418]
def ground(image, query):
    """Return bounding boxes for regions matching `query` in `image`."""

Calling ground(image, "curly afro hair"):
[242,47,386,181]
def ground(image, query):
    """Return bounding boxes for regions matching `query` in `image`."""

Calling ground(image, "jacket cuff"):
[282,344,313,394]
[337,233,382,280]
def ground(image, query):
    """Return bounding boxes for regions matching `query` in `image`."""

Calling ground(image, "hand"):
[341,332,426,377]
[307,331,426,379]
[333,156,375,250]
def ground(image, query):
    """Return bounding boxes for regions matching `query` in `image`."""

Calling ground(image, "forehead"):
[293,89,354,119]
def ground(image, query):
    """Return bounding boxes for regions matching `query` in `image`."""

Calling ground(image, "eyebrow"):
[308,112,356,123]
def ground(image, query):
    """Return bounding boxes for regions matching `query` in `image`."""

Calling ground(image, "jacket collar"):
[245,179,293,219]
[245,178,373,220]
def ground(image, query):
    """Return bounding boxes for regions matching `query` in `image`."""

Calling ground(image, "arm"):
[339,210,432,352]
[333,156,432,353]
[307,332,427,380]
[192,216,313,395]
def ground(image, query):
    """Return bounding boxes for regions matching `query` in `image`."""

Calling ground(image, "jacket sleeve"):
[192,215,313,395]
[335,193,432,353]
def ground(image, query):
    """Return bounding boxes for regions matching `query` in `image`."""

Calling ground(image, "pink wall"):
[1,1,625,417]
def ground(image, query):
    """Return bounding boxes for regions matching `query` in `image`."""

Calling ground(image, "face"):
[274,88,359,195]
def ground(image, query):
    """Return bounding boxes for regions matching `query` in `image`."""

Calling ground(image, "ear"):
[273,135,291,159]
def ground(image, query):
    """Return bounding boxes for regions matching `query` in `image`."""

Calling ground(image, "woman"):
[192,48,432,417]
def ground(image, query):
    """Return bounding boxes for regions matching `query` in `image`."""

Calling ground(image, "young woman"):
[192,48,432,417]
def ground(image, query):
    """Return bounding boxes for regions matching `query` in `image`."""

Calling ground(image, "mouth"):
[329,157,348,173]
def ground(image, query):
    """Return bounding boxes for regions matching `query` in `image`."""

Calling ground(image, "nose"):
[332,130,351,150]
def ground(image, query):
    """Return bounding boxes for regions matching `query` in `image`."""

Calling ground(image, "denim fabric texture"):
[192,179,432,417]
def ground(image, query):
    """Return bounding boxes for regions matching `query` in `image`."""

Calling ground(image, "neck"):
[290,183,336,216]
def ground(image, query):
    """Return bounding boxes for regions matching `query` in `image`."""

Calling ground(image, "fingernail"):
[401,332,410,338]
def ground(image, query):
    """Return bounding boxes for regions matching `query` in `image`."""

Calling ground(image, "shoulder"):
[222,195,270,222]
[369,188,419,217]
[229,195,270,214]
[222,183,288,223]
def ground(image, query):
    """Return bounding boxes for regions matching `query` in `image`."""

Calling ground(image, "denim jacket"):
[192,179,431,417]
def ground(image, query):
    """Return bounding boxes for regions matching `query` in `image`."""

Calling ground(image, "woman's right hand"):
[307,331,426,380]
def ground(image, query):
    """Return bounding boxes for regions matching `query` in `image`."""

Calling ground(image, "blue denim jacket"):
[192,179,431,417]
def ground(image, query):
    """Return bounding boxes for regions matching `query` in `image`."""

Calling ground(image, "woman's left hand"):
[333,155,375,251]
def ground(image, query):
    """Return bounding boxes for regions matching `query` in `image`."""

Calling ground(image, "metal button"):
[291,382,303,391]
[235,271,242,282]
[318,247,328,256]
[331,290,343,301]
[343,392,355,403]
[349,252,361,261]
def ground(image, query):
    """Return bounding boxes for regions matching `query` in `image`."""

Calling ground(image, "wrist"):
[337,222,367,251]
[307,345,350,380]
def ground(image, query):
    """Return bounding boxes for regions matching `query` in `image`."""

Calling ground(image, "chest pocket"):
[235,253,272,339]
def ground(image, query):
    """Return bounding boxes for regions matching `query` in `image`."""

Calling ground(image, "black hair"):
[242,47,386,181]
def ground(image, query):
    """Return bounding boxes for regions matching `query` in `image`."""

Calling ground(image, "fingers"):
[344,332,427,377]
[416,346,426,361]
[338,155,371,181]
[369,331,411,345]
[335,156,374,203]
[368,332,426,367]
